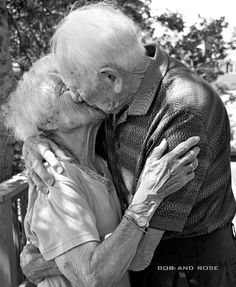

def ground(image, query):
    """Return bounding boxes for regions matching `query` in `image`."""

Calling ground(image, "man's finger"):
[30,168,50,193]
[37,140,64,174]
[26,174,34,187]
[171,136,200,157]
[22,243,39,256]
[50,141,71,163]
[32,161,54,187]
[42,149,64,174]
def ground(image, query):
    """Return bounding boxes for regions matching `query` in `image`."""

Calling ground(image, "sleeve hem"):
[41,232,100,261]
[149,216,186,232]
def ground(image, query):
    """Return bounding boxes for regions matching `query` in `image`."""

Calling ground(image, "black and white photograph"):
[0,0,236,286]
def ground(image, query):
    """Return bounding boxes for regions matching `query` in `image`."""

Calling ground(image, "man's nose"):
[70,88,83,103]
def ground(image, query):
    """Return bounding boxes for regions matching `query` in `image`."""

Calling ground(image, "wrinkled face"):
[65,75,123,114]
[49,76,105,131]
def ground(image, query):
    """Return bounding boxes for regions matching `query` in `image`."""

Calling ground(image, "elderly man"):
[22,3,236,287]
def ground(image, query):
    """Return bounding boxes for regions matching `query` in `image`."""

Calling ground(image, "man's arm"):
[149,109,211,231]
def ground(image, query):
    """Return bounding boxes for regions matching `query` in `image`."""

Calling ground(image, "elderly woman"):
[4,54,199,287]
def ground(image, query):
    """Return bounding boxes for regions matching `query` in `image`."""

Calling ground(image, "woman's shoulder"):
[46,159,90,192]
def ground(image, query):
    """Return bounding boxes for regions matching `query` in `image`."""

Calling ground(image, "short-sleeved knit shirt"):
[24,159,130,287]
[98,44,236,239]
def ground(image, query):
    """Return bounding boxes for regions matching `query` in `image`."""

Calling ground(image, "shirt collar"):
[115,45,169,125]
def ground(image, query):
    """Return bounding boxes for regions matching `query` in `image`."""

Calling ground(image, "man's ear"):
[99,67,123,94]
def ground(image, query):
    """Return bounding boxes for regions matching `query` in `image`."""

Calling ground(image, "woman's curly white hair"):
[3,54,62,141]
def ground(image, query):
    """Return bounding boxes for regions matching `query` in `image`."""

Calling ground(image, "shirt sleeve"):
[149,108,212,232]
[30,170,100,261]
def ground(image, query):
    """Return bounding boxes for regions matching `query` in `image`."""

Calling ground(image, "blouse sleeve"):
[30,167,100,261]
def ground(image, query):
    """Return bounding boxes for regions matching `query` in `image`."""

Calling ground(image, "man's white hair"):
[3,55,60,141]
[51,2,146,85]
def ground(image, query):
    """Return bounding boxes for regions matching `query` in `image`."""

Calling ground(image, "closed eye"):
[58,85,70,97]
[50,73,70,97]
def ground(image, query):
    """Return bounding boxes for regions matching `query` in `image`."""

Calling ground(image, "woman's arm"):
[21,137,199,285]
[54,137,200,287]
[55,218,144,287]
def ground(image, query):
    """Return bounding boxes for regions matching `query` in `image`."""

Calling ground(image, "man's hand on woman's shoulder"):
[23,135,66,192]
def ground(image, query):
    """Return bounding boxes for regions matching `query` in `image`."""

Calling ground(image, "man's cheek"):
[101,97,115,109]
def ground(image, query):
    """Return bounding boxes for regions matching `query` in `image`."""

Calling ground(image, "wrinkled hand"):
[23,135,67,192]
[133,136,200,204]
[20,243,61,284]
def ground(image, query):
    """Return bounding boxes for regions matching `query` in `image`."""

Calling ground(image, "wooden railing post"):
[0,173,28,287]
[0,200,18,287]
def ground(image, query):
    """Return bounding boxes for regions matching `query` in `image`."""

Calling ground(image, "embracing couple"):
[4,3,236,287]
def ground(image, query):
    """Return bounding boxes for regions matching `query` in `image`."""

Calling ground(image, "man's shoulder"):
[165,61,209,93]
[161,63,221,112]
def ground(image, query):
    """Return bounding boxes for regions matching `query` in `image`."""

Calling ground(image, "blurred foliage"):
[12,142,25,174]
[156,11,185,33]
[220,92,236,152]
[152,13,229,82]
[7,0,152,75]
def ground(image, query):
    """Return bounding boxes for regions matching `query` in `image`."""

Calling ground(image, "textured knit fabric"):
[99,44,236,239]
[24,159,130,287]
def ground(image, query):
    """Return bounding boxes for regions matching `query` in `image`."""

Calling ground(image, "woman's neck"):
[52,122,101,172]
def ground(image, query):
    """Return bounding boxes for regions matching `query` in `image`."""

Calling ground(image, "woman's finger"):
[162,170,195,198]
[171,136,200,158]
[170,157,198,176]
[185,171,195,183]
[188,159,198,172]
[179,147,200,166]
[150,139,168,159]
